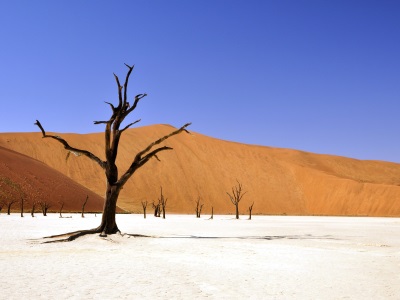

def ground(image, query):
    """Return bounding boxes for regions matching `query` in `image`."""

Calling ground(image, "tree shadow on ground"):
[127,233,340,241]
[29,233,340,244]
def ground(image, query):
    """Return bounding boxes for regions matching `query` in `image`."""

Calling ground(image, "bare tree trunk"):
[81,195,88,218]
[248,202,254,220]
[7,200,16,215]
[20,198,25,217]
[159,187,167,219]
[235,203,239,219]
[157,204,162,217]
[31,202,36,217]
[40,201,51,216]
[141,200,148,219]
[210,206,214,220]
[59,201,64,218]
[0,202,4,215]
[195,196,204,218]
[97,184,120,236]
[152,202,159,217]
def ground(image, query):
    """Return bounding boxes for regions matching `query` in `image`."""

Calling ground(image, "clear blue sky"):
[1,1,400,162]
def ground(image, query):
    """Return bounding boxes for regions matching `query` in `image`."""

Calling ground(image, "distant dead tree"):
[0,201,4,214]
[39,201,51,216]
[34,64,190,241]
[159,187,168,219]
[81,195,88,218]
[152,200,160,217]
[20,197,27,217]
[226,180,247,219]
[58,201,65,218]
[248,201,254,220]
[209,206,214,220]
[6,200,17,215]
[1,177,23,213]
[141,200,148,219]
[31,201,37,217]
[194,196,204,218]
[0,178,21,215]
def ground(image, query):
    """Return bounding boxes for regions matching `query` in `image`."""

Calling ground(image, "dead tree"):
[157,199,162,217]
[159,187,168,219]
[20,197,26,217]
[34,64,190,241]
[31,201,37,217]
[6,200,17,215]
[210,206,214,220]
[39,201,51,216]
[81,195,88,218]
[0,201,4,214]
[248,201,254,220]
[58,201,64,218]
[194,196,204,218]
[226,180,247,219]
[141,200,148,219]
[152,201,160,217]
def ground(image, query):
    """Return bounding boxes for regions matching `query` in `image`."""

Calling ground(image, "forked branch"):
[34,120,106,169]
[135,123,191,161]
[227,179,247,205]
[118,123,191,185]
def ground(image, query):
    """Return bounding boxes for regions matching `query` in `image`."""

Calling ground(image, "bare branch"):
[120,119,141,132]
[113,73,123,109]
[107,118,141,163]
[34,120,46,136]
[126,93,147,115]
[93,121,109,125]
[105,101,115,112]
[226,192,237,205]
[123,64,134,107]
[34,120,106,169]
[138,146,173,166]
[117,123,190,185]
[119,146,173,186]
[134,123,191,161]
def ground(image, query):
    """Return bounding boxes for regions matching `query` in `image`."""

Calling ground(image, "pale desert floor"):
[0,214,399,299]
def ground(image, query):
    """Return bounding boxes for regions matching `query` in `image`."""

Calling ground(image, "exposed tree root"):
[41,225,120,243]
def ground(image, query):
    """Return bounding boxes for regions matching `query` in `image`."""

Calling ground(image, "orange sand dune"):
[1,124,400,216]
[0,146,104,213]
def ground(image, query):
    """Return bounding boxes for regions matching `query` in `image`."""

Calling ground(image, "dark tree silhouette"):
[194,196,204,218]
[58,201,64,218]
[20,197,26,217]
[159,187,168,219]
[226,180,247,219]
[6,200,17,215]
[35,64,190,241]
[141,200,148,219]
[248,201,254,220]
[0,201,4,214]
[81,195,88,218]
[152,201,160,217]
[39,201,51,216]
[31,201,37,217]
[209,206,214,220]
[1,176,23,215]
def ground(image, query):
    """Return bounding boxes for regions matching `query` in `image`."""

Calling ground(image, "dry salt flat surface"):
[0,214,399,300]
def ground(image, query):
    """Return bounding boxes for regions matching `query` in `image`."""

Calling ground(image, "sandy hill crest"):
[1,124,400,216]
